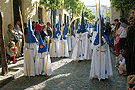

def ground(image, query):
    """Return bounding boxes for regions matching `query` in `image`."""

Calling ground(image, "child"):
[117,52,127,75]
[115,49,125,67]
[6,41,17,64]
[35,31,52,75]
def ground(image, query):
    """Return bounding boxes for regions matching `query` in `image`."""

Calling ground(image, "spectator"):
[14,23,23,57]
[32,21,36,31]
[46,22,52,37]
[15,21,21,31]
[6,41,17,64]
[7,24,18,43]
[114,19,121,32]
[114,19,121,57]
[42,21,44,25]
[115,49,123,67]
[117,51,126,75]
[34,22,42,40]
[105,22,111,37]
[131,8,135,19]
[125,17,135,75]
[40,25,48,46]
[24,23,28,38]
[117,18,128,50]
[105,23,112,47]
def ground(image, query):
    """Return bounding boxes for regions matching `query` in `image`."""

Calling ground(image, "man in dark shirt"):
[46,22,52,37]
[125,17,135,75]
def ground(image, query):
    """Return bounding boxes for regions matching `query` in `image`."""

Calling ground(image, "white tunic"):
[71,32,92,60]
[24,43,38,76]
[89,43,113,79]
[49,38,59,57]
[35,52,52,75]
[58,39,69,57]
[68,35,76,52]
[91,31,97,50]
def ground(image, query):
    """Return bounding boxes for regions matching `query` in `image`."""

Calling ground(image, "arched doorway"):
[0,12,8,75]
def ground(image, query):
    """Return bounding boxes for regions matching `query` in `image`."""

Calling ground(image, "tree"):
[39,0,61,24]
[104,10,110,18]
[104,10,110,23]
[64,0,95,22]
[111,0,135,17]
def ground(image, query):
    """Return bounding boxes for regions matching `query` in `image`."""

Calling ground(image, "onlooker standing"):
[46,22,52,37]
[32,21,36,30]
[125,17,135,75]
[40,25,48,46]
[114,19,121,57]
[34,22,42,40]
[117,18,128,50]
[131,8,135,19]
[24,23,28,38]
[105,23,112,46]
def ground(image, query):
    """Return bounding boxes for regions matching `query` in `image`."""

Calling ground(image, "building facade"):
[0,0,70,46]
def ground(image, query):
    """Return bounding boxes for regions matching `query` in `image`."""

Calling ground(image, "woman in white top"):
[117,18,129,50]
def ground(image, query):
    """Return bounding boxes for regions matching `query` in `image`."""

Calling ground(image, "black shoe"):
[78,60,83,63]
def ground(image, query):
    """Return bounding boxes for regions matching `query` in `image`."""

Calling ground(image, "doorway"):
[13,0,22,25]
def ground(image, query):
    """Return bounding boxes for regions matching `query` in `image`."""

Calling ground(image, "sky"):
[80,0,110,7]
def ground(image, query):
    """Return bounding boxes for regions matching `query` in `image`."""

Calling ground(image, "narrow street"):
[0,49,127,90]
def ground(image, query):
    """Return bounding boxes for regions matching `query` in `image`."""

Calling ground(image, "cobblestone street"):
[0,50,127,90]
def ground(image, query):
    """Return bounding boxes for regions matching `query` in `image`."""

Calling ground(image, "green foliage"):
[39,0,95,22]
[64,0,95,21]
[104,10,110,18]
[39,0,61,11]
[104,10,110,23]
[111,0,135,15]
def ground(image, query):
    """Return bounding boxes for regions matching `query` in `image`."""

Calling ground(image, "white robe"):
[49,38,59,57]
[71,32,92,60]
[24,43,38,76]
[35,52,52,75]
[89,43,113,79]
[91,31,97,50]
[58,39,69,57]
[68,35,76,52]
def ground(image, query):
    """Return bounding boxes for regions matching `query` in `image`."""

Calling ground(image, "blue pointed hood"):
[60,25,67,40]
[75,22,77,30]
[38,31,47,53]
[90,24,92,28]
[71,22,75,37]
[25,18,38,43]
[77,11,87,33]
[57,22,61,36]
[53,23,58,39]
[65,23,68,34]
[94,22,97,31]
[94,16,109,45]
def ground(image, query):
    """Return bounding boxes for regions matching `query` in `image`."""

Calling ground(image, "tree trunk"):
[0,12,8,75]
[72,9,73,20]
[120,6,124,18]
